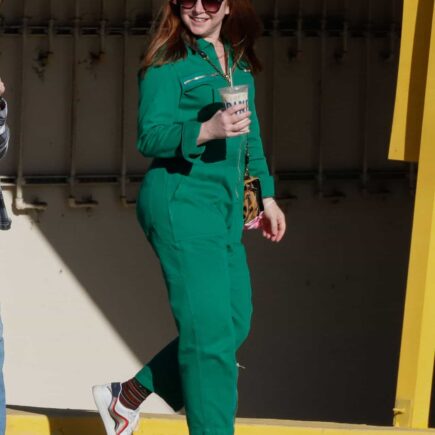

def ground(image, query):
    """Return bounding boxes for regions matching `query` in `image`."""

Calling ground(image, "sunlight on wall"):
[0,189,174,413]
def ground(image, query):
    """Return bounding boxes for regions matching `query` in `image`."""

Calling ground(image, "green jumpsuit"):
[134,38,275,435]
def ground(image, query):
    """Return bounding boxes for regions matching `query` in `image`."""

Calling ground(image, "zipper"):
[198,49,236,86]
[235,136,246,200]
[183,73,219,86]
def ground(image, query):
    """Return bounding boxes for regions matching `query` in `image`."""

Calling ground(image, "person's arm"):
[0,97,9,160]
[246,80,275,198]
[136,64,205,163]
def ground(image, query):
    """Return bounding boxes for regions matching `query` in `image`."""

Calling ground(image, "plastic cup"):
[219,85,249,114]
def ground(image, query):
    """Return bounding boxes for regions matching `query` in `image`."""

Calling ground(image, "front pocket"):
[167,175,228,242]
[168,197,227,242]
[167,172,185,202]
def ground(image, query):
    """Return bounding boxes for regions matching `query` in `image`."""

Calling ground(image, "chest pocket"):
[181,73,219,101]
[181,73,223,122]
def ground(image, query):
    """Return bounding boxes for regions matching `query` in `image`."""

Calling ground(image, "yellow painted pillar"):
[393,0,435,428]
[389,0,433,162]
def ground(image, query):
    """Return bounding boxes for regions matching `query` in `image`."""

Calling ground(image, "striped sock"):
[119,378,151,410]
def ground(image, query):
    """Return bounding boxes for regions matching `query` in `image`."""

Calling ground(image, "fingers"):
[230,117,251,132]
[210,104,251,139]
[261,218,273,241]
[261,205,287,243]
[269,213,286,243]
[225,104,248,115]
[228,112,251,127]
[229,108,250,120]
[224,114,251,136]
[276,213,286,242]
[270,217,278,241]
[227,128,250,137]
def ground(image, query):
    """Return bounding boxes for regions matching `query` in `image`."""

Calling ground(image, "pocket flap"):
[181,73,219,92]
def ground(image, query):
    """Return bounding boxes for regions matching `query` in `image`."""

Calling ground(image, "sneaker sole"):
[92,385,116,435]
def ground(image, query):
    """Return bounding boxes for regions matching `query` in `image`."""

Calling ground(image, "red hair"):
[142,0,263,73]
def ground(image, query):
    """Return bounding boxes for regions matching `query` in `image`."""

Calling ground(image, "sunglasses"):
[177,0,224,14]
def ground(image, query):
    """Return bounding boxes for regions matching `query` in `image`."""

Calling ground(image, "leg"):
[135,337,183,411]
[228,242,253,350]
[143,235,238,435]
[136,241,253,416]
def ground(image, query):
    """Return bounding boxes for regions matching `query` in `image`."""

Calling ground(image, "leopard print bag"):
[242,118,264,228]
[243,175,264,227]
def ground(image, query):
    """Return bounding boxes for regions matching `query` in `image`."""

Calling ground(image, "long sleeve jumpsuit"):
[134,38,275,435]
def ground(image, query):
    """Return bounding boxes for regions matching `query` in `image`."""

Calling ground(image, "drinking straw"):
[229,60,234,87]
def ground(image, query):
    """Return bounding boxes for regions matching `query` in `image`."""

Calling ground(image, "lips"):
[190,16,209,23]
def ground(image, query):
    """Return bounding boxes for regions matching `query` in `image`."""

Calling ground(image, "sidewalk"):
[6,407,435,435]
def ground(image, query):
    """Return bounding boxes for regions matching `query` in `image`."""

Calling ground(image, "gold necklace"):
[198,48,235,86]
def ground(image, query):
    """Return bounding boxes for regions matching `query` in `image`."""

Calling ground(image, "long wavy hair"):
[141,0,263,73]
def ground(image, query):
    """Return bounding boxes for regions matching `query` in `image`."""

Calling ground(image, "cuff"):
[260,174,275,198]
[181,120,205,162]
[0,98,7,117]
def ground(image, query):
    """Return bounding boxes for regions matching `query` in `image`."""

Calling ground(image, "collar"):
[194,37,232,54]
[196,37,212,50]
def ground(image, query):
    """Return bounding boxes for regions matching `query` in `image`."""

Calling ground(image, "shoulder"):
[139,63,177,82]
[139,57,195,85]
[138,63,183,96]
[234,55,254,77]
[235,60,255,88]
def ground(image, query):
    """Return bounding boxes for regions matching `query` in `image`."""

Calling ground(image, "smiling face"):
[177,0,230,41]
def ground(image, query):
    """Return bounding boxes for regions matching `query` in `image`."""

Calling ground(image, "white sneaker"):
[92,382,140,435]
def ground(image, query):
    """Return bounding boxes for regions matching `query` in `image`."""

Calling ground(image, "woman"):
[93,0,286,434]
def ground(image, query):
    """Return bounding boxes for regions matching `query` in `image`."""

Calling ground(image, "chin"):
[186,25,212,38]
[190,29,210,37]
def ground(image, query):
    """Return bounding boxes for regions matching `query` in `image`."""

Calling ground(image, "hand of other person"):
[261,198,286,242]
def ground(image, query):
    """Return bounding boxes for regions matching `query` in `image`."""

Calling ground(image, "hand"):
[0,79,5,97]
[197,104,251,144]
[261,198,286,242]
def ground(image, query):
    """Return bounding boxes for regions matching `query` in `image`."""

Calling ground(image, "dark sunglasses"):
[177,0,224,14]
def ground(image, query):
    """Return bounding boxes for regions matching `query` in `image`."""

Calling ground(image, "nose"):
[192,0,206,14]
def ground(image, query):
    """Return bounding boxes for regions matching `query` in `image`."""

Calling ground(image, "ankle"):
[119,378,151,410]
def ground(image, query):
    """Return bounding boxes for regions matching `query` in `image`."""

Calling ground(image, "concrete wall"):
[0,0,413,426]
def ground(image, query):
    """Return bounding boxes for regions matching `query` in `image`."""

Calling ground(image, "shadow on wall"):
[238,193,413,425]
[30,184,414,425]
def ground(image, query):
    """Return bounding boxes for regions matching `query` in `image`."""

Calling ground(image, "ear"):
[224,0,230,15]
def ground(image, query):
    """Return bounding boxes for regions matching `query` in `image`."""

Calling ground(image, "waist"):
[150,155,245,172]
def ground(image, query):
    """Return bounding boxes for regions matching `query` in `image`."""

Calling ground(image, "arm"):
[245,77,286,241]
[0,98,9,160]
[247,82,275,198]
[136,64,205,162]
